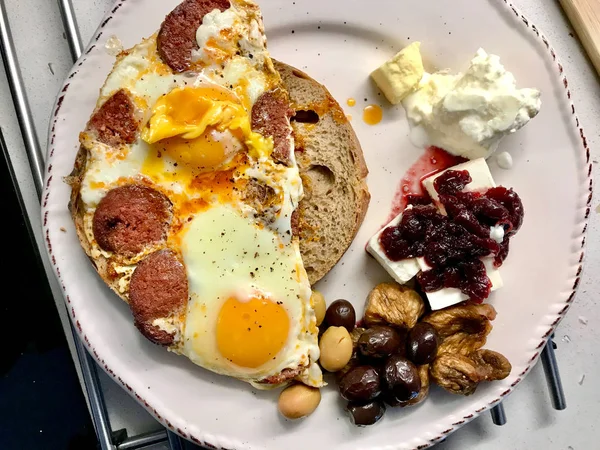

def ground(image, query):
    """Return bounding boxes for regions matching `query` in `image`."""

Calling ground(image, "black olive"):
[406,322,439,365]
[324,299,356,331]
[358,325,402,359]
[382,355,420,404]
[338,365,381,402]
[347,401,386,426]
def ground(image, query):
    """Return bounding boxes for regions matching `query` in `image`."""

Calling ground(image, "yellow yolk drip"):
[363,104,383,125]
[141,86,273,166]
[216,296,290,368]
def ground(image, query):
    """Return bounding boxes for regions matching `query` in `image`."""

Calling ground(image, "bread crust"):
[67,145,130,303]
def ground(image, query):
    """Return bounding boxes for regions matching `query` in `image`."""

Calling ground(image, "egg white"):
[176,204,320,386]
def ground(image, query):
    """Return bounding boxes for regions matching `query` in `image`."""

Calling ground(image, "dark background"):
[0,145,96,449]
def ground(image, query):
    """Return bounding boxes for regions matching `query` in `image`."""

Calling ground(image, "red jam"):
[379,169,524,302]
[388,146,466,221]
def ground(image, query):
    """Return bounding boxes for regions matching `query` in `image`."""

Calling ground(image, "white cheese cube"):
[417,257,502,310]
[366,210,420,284]
[422,158,496,211]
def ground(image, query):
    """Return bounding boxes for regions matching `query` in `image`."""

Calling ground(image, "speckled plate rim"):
[41,0,593,449]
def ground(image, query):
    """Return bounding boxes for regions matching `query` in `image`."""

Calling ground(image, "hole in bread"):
[291,69,310,80]
[292,110,319,124]
[307,164,335,196]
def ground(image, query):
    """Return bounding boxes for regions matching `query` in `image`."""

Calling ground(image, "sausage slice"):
[251,90,294,165]
[88,89,139,145]
[129,249,189,345]
[157,0,231,72]
[93,184,172,257]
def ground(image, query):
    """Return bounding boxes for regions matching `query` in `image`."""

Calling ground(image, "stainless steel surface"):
[117,429,168,449]
[0,0,44,195]
[57,0,83,62]
[1,1,117,448]
[75,325,117,450]
[541,337,567,411]
[490,403,507,426]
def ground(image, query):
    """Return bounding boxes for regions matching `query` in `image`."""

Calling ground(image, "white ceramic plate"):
[42,1,592,449]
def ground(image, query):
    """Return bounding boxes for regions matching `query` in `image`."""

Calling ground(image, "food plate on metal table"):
[42,0,591,448]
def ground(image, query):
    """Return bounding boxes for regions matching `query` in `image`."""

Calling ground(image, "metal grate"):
[0,0,567,447]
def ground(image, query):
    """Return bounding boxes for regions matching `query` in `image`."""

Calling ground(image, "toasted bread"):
[274,61,370,284]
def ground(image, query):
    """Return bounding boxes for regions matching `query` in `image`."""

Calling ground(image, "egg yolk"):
[216,296,290,368]
[153,132,229,171]
[142,86,274,169]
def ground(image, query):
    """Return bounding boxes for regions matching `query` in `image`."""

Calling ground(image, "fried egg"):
[77,0,322,388]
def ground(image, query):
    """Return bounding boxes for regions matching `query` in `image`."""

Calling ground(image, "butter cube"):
[371,42,424,104]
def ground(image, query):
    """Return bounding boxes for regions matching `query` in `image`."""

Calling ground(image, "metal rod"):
[541,335,567,410]
[167,430,184,450]
[57,0,83,61]
[73,323,116,450]
[0,0,45,195]
[118,430,168,450]
[490,403,507,426]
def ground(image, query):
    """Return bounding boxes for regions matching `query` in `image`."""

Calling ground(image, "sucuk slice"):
[129,249,189,345]
[87,89,140,145]
[92,184,172,257]
[157,0,231,72]
[251,89,294,165]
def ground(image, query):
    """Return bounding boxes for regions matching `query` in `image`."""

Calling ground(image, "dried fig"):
[364,283,425,329]
[350,327,366,349]
[422,304,496,339]
[430,348,512,395]
[472,349,512,380]
[437,328,490,357]
[430,353,486,395]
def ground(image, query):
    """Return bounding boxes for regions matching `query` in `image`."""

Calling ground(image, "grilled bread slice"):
[275,61,370,284]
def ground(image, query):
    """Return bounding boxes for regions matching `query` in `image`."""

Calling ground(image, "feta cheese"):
[417,257,503,310]
[366,209,420,284]
[367,158,506,310]
[370,42,425,104]
[422,158,496,210]
[402,48,541,159]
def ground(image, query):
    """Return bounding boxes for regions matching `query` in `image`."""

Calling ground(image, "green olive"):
[312,290,326,326]
[319,326,353,372]
[278,384,321,419]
